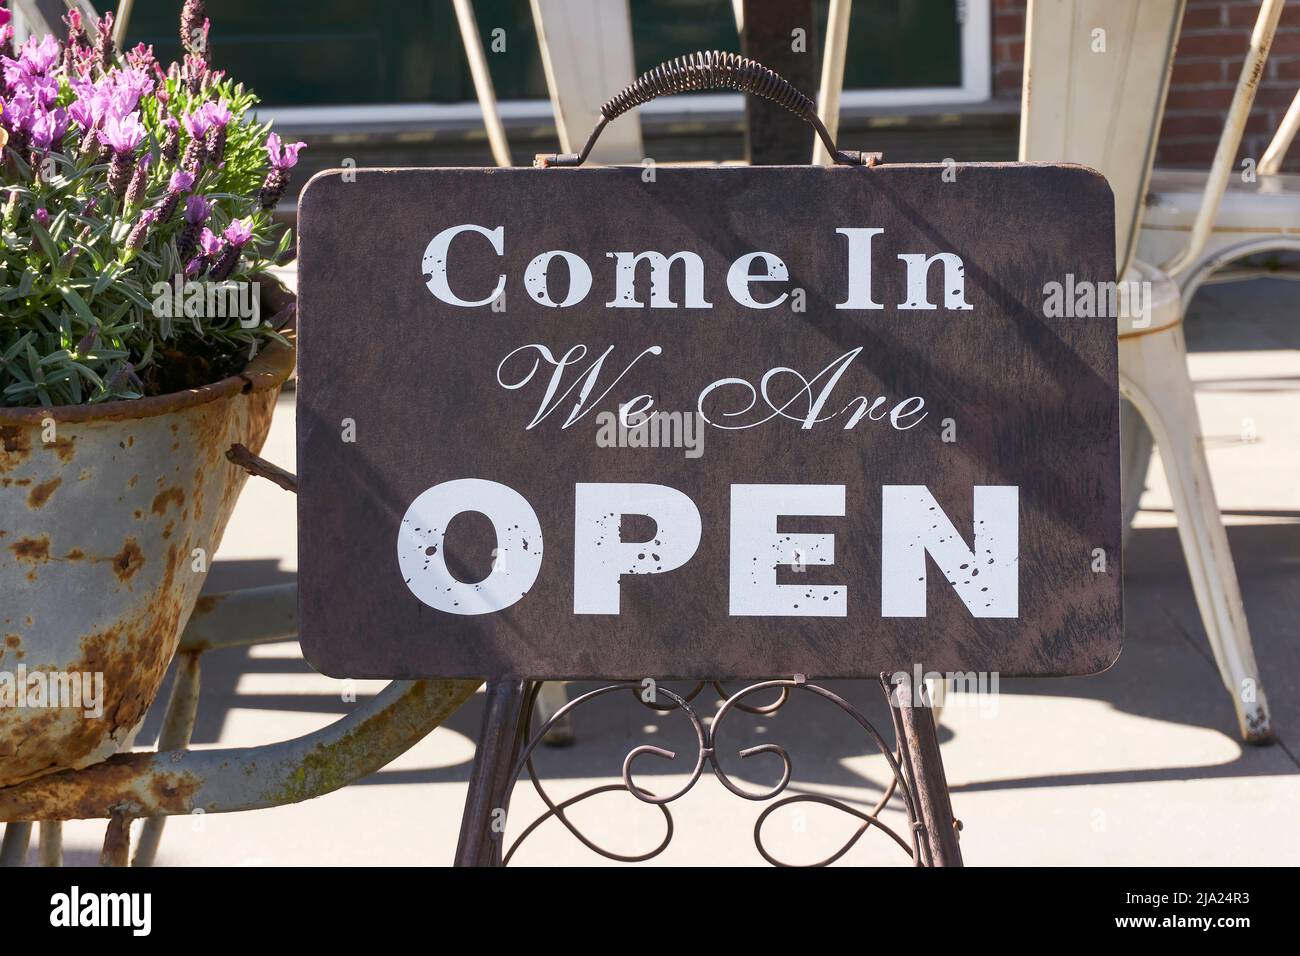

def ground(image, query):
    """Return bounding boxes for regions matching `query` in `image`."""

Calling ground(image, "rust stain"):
[127,474,138,487]
[64,549,85,561]
[105,538,145,582]
[0,542,189,786]
[151,486,185,516]
[11,536,51,563]
[0,752,202,820]
[4,635,20,648]
[52,438,76,462]
[27,476,62,509]
[0,425,31,468]
[101,813,132,864]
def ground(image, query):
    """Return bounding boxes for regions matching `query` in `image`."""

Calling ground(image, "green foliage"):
[1,42,297,407]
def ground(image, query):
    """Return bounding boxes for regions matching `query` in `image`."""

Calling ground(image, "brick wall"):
[991,0,1299,171]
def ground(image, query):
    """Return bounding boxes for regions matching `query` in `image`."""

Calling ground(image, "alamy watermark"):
[0,666,104,719]
[890,664,1000,718]
[596,407,705,459]
[1043,274,1151,328]
[50,886,151,936]
[151,277,261,328]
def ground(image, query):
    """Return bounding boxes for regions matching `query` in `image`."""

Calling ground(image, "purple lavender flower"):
[99,111,146,197]
[125,151,154,206]
[182,110,212,141]
[184,225,221,277]
[33,207,49,227]
[175,194,213,262]
[0,89,35,153]
[3,35,60,85]
[208,219,252,281]
[185,195,212,224]
[160,115,180,164]
[180,0,208,55]
[0,89,35,132]
[74,325,99,357]
[62,8,86,76]
[0,5,15,62]
[126,43,158,76]
[93,12,115,73]
[107,68,154,116]
[26,74,58,108]
[224,219,252,247]
[29,106,69,151]
[126,207,156,251]
[198,227,221,258]
[69,82,112,155]
[258,133,307,210]
[150,170,194,227]
[203,99,232,165]
[266,132,305,170]
[67,92,96,131]
[182,51,208,95]
[99,111,146,153]
[179,106,213,172]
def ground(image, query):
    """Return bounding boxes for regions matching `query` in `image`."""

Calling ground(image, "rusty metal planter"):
[0,283,296,787]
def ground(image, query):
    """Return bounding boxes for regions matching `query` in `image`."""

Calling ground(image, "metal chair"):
[1124,74,1300,525]
[1019,0,1281,743]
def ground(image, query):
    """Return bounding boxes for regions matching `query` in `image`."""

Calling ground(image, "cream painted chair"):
[1017,0,1280,743]
[1139,89,1300,300]
[1125,81,1300,520]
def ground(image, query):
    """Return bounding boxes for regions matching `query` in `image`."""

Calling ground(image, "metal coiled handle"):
[535,50,873,167]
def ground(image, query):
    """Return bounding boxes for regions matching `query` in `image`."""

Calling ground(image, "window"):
[99,1,990,116]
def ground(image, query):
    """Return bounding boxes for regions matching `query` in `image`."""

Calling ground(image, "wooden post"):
[741,0,819,165]
[454,680,531,867]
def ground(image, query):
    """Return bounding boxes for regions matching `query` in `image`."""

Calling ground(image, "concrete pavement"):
[17,279,1298,866]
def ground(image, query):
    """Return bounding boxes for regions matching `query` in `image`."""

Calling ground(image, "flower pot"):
[0,284,296,787]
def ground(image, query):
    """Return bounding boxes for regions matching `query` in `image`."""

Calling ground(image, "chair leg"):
[535,681,575,747]
[1119,324,1273,743]
[1119,398,1155,546]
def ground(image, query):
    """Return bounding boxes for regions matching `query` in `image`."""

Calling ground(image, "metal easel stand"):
[454,672,962,867]
[468,50,957,868]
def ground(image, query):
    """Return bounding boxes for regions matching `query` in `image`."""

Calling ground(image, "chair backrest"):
[530,0,643,164]
[1020,0,1187,277]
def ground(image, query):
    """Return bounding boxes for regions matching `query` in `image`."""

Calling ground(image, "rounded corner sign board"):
[296,163,1122,681]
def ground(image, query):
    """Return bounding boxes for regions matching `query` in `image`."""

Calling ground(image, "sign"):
[296,164,1122,680]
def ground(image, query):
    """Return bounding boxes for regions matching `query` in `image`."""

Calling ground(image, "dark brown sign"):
[296,164,1121,680]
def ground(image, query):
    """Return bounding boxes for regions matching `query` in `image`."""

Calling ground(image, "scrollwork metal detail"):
[500,675,930,867]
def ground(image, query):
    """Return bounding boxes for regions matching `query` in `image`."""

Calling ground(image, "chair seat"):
[1117,260,1180,338]
[1143,168,1300,229]
[1138,169,1300,270]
